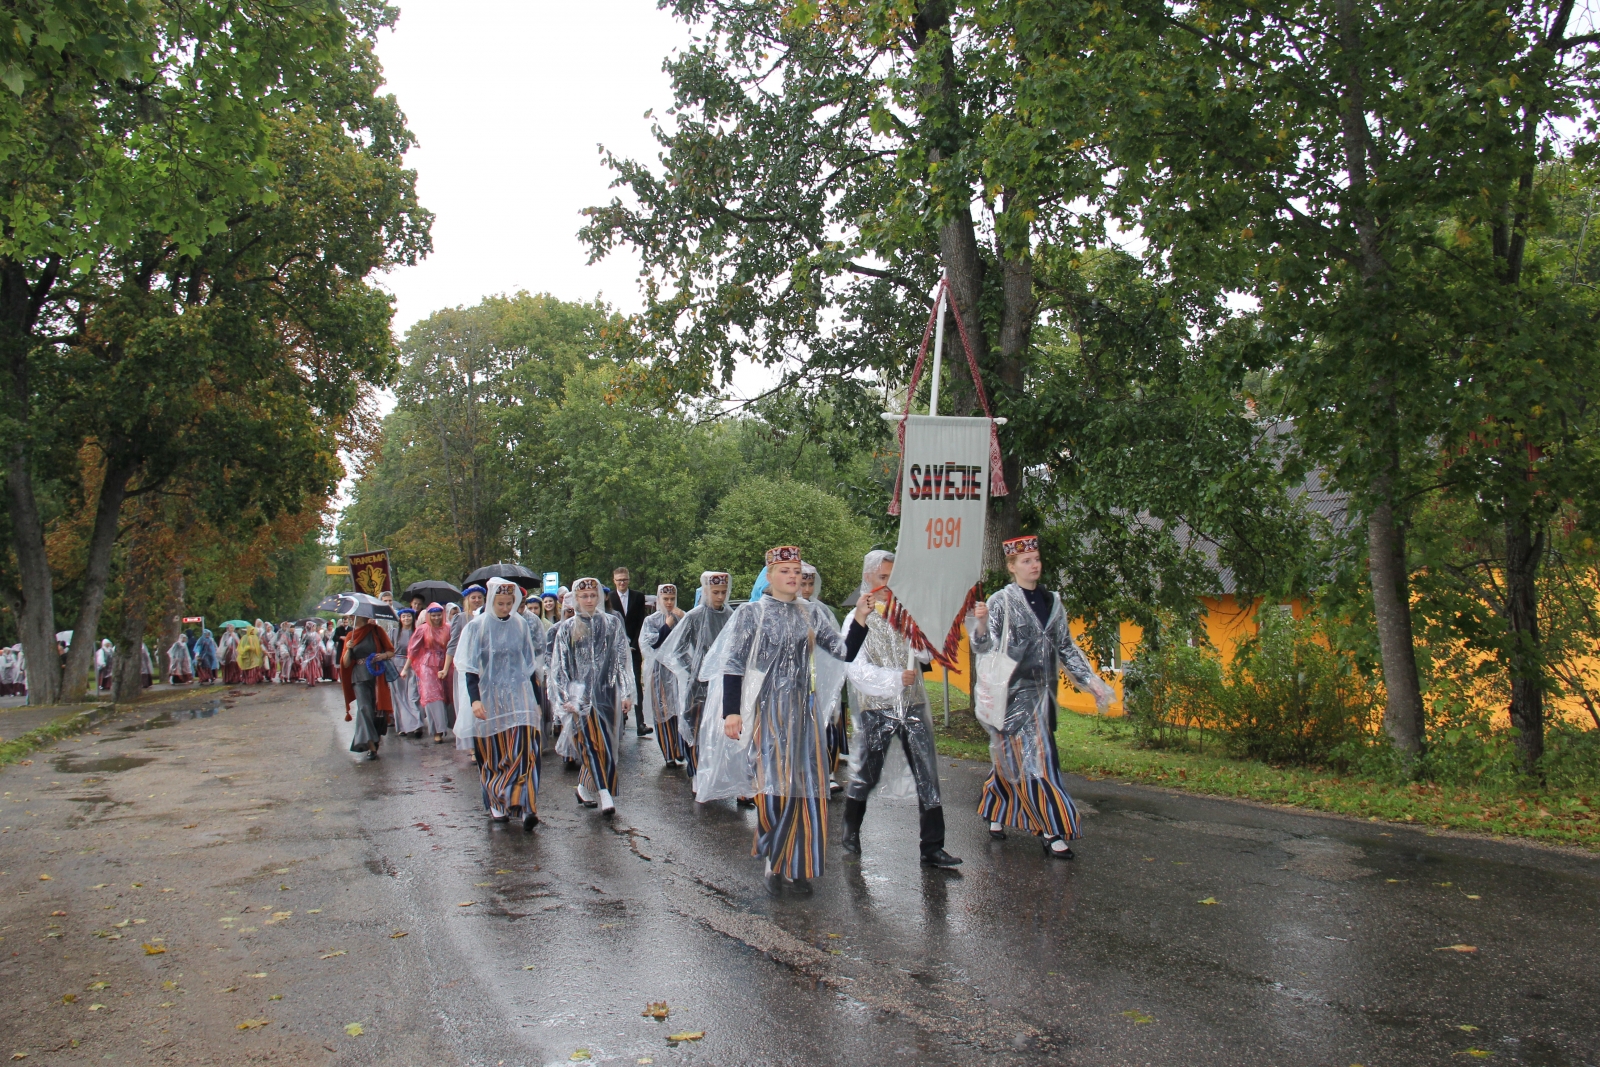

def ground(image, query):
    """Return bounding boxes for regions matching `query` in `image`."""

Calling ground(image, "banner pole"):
[928,283,947,417]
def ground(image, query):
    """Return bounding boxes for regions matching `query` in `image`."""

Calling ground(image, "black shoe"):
[366,749,379,761]
[828,780,843,794]
[764,870,783,898]
[1043,838,1075,860]
[788,876,813,895]
[989,827,1007,841]
[575,788,598,809]
[491,813,510,824]
[841,829,861,854]
[736,796,756,809]
[564,757,578,771]
[921,848,963,868]
[523,811,538,832]
[637,725,654,738]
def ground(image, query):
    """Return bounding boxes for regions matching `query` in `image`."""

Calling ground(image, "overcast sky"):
[372,0,691,334]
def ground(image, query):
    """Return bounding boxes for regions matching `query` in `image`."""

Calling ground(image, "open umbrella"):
[316,593,397,621]
[220,620,254,630]
[461,563,540,588]
[401,580,461,605]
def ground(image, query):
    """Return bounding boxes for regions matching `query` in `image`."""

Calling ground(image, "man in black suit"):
[604,566,653,737]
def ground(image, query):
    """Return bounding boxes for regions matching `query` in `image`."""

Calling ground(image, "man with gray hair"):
[840,549,961,867]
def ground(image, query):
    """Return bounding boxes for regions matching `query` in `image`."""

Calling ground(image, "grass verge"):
[926,687,1599,850]
[0,708,110,768]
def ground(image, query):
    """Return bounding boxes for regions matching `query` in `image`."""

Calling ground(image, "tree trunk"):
[59,460,136,703]
[1367,494,1425,762]
[111,594,149,703]
[1504,510,1545,776]
[1,256,61,705]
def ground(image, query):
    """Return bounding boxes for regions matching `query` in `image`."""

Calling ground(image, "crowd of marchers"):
[331,538,1110,898]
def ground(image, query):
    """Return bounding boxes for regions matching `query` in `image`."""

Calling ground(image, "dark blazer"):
[605,587,649,648]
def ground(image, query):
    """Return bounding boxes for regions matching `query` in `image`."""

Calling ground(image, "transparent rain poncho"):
[548,592,635,757]
[451,604,485,749]
[966,583,1113,784]
[640,601,683,729]
[799,564,848,730]
[659,573,734,748]
[694,595,854,803]
[166,639,193,677]
[462,578,545,739]
[844,608,939,805]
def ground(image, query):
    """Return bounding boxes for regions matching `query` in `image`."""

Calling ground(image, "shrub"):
[1123,636,1227,751]
[1221,611,1382,766]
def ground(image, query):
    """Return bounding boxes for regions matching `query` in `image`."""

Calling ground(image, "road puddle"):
[119,702,224,731]
[51,753,156,774]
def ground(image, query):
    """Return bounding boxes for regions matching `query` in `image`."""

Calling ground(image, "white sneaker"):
[576,783,596,805]
[598,789,616,817]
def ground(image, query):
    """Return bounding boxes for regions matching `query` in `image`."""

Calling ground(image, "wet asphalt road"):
[1,684,1597,1067]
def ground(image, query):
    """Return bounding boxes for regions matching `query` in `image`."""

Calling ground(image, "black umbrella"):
[315,593,399,621]
[401,580,462,605]
[461,563,540,588]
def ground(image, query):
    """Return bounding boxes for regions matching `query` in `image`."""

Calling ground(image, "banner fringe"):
[881,582,983,671]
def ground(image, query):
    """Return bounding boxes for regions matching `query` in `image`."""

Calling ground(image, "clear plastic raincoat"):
[547,589,635,762]
[462,579,544,737]
[693,594,855,803]
[966,583,1112,785]
[659,573,734,750]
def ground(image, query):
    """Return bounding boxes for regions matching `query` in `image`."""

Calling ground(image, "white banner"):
[887,415,992,647]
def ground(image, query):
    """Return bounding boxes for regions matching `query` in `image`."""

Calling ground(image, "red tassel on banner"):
[887,276,1008,517]
[878,582,983,670]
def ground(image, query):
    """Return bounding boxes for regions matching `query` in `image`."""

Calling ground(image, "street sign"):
[543,572,560,595]
[326,565,351,575]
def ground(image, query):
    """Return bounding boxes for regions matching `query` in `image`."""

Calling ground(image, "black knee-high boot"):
[919,805,946,857]
[842,797,866,852]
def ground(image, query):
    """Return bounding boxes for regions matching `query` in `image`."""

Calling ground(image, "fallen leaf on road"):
[306,910,321,914]
[523,965,536,971]
[638,1060,653,1065]
[642,1002,669,1020]
[1121,1010,1155,1024]
[1434,882,1452,888]
[90,884,107,889]
[474,882,492,887]
[130,883,141,888]
[666,1032,705,1043]
[50,911,66,917]
[1436,944,1477,953]
[37,874,50,881]
[112,920,130,929]
[457,901,475,907]
[273,869,289,874]
[1465,894,1481,900]
[570,1051,591,1061]
[236,1019,269,1030]
[319,951,345,960]
[1459,1025,1479,1032]
[182,824,197,829]
[1455,1050,1493,1058]
[390,931,408,939]
[11,1053,26,1060]
[142,944,165,955]
[495,869,512,874]
[344,1023,364,1037]
[86,982,108,992]
[826,933,840,939]
[269,995,282,1001]
[87,1005,105,1012]
[158,1002,173,1008]
[248,973,267,978]
[162,981,177,991]
[223,987,239,993]
[61,994,76,1004]
[1198,897,1219,906]
[1385,879,1401,884]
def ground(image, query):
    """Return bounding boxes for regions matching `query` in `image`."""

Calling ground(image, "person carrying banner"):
[463,578,545,830]
[838,550,962,867]
[548,577,635,817]
[799,563,849,792]
[705,547,872,897]
[340,611,397,761]
[658,571,734,783]
[640,584,687,766]
[967,535,1114,859]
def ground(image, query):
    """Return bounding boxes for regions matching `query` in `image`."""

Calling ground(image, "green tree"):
[689,477,875,598]
[1,0,429,703]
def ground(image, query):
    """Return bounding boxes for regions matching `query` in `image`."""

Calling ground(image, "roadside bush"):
[1221,612,1382,766]
[1123,636,1226,751]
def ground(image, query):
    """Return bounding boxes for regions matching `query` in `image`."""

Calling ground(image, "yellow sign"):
[325,565,351,575]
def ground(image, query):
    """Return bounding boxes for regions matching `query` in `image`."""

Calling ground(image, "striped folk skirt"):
[753,793,827,880]
[575,705,620,795]
[473,725,540,815]
[977,768,1081,841]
